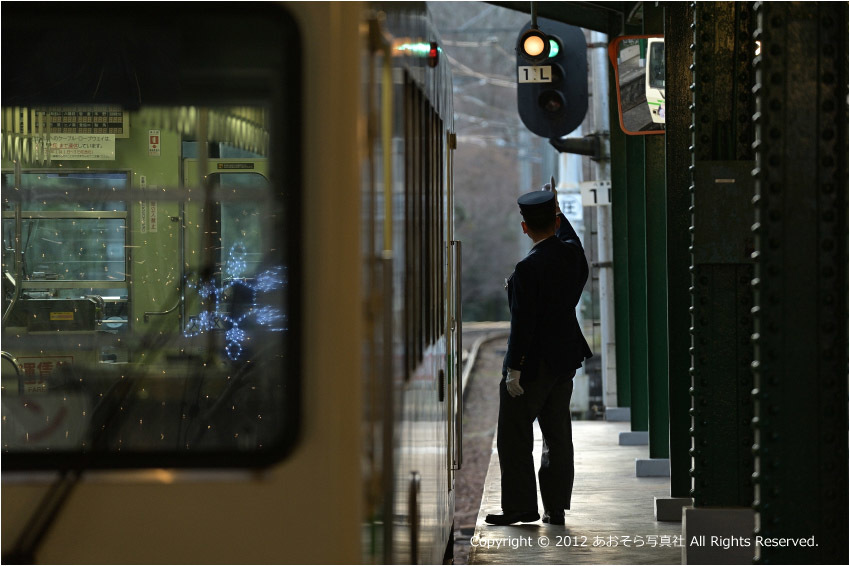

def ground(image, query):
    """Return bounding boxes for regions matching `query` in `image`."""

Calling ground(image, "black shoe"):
[484,511,540,525]
[542,510,565,525]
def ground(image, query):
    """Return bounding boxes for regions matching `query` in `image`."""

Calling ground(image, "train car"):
[0,2,459,564]
[644,38,665,125]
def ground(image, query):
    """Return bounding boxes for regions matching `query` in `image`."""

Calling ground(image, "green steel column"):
[751,3,849,563]
[643,0,669,461]
[665,2,695,496]
[626,135,648,432]
[689,1,756,508]
[611,15,645,413]
[645,132,668,458]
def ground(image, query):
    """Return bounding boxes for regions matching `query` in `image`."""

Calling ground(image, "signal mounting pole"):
[589,29,619,416]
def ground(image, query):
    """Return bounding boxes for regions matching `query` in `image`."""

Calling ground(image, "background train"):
[1,2,459,564]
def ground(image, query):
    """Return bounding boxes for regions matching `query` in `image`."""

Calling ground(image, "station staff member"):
[485,183,592,526]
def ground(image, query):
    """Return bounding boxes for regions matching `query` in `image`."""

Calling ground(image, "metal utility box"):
[20,297,102,332]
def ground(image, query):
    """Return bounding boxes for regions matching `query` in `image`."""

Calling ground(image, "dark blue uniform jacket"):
[503,213,592,380]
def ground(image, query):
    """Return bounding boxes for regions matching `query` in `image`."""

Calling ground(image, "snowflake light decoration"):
[183,243,287,360]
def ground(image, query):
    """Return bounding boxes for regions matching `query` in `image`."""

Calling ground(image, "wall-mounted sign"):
[44,134,115,160]
[17,355,74,394]
[149,129,161,156]
[580,180,612,206]
[34,106,128,137]
[559,193,583,223]
[148,200,158,232]
[217,162,255,170]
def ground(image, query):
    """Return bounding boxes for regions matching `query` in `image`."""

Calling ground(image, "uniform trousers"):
[497,360,575,513]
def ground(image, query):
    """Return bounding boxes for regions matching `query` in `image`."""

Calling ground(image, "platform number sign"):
[580,180,612,206]
[149,130,161,156]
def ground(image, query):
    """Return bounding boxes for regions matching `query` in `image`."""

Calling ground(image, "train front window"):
[648,41,665,89]
[1,4,301,469]
[1,105,295,467]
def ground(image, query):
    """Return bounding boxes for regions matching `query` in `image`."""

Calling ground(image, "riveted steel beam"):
[689,1,756,508]
[642,1,670,461]
[751,2,849,563]
[665,1,695,497]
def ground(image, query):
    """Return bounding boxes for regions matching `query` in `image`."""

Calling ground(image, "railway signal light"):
[515,18,588,139]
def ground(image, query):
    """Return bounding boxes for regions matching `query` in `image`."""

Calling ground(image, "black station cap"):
[517,190,556,221]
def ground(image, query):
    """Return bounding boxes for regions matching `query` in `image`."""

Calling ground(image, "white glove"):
[542,177,561,215]
[506,369,524,398]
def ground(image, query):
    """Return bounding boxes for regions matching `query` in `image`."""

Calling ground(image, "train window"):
[401,72,449,375]
[3,172,128,212]
[404,74,417,376]
[1,4,301,469]
[2,171,129,284]
[648,40,665,89]
[212,172,269,279]
[12,218,126,281]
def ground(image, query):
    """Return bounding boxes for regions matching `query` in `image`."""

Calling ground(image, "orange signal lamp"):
[518,28,550,64]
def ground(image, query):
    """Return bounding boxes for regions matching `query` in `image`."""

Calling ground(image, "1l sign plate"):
[580,180,612,206]
[518,65,553,83]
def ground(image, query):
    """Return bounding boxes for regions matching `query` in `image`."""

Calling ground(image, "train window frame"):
[1,169,132,286]
[0,3,302,471]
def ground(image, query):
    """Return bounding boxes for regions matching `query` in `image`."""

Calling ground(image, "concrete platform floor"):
[469,420,683,565]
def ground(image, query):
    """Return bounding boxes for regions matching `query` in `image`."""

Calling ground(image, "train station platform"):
[469,420,683,565]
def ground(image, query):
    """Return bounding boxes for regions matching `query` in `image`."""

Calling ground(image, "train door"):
[132,163,182,345]
[181,157,270,360]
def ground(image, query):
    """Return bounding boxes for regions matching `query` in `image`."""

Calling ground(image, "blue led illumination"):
[183,243,287,360]
[225,243,248,279]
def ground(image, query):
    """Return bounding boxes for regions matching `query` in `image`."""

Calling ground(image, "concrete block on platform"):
[605,407,631,421]
[636,458,670,477]
[654,497,692,522]
[619,430,648,445]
